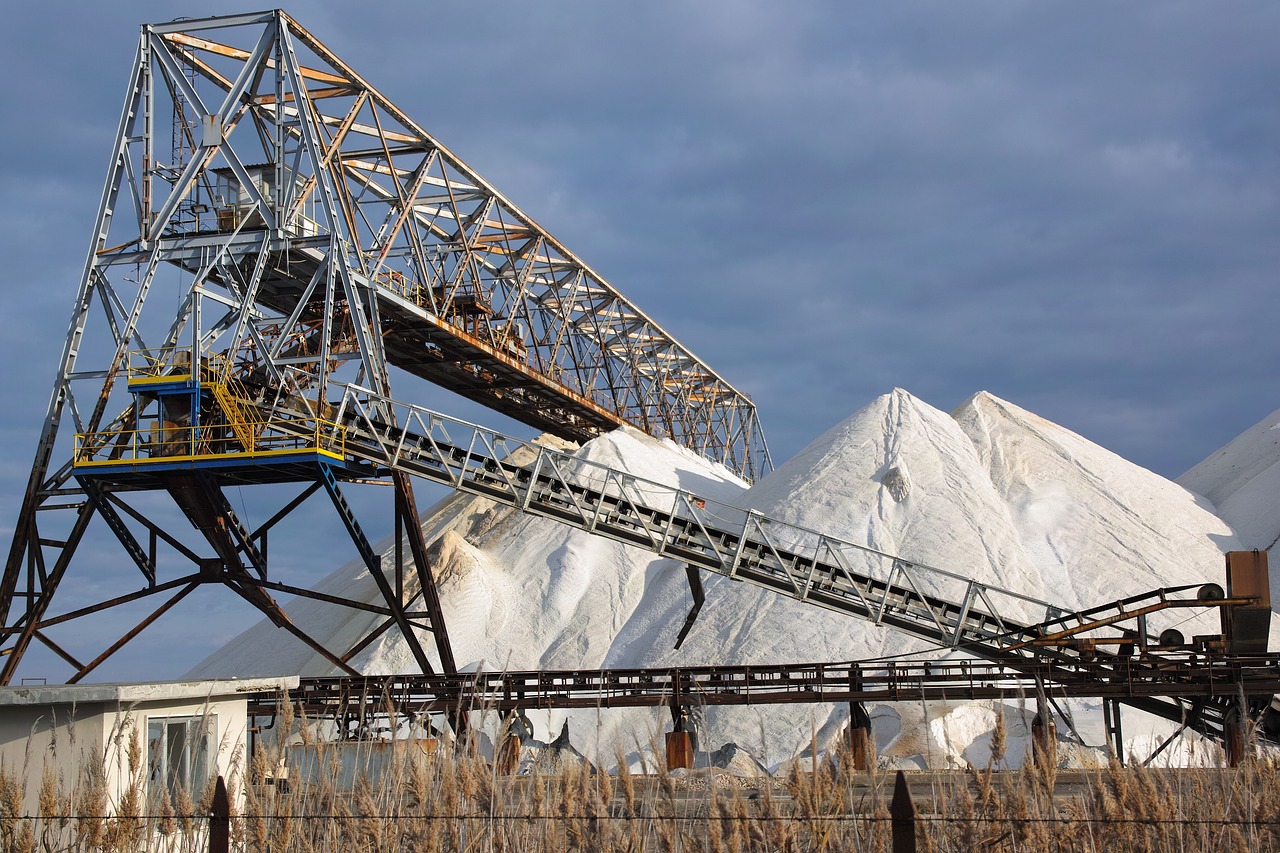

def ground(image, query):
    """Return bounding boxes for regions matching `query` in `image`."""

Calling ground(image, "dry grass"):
[5,701,1280,852]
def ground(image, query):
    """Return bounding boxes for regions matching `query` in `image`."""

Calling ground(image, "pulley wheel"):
[1197,583,1225,601]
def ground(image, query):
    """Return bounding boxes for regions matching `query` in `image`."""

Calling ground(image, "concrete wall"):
[0,695,251,816]
[0,702,107,815]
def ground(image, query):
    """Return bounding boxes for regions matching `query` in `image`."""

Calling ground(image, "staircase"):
[209,373,260,453]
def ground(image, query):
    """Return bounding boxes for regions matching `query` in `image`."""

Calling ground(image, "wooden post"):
[1225,701,1247,768]
[209,775,230,853]
[1225,719,1246,768]
[890,769,917,853]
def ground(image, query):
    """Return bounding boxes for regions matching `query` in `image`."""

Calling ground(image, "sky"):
[0,1,1278,681]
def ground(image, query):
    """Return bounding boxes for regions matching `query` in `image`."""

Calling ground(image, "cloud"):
[1,1,1278,678]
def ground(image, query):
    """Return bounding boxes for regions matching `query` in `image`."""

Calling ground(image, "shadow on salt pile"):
[498,717,597,776]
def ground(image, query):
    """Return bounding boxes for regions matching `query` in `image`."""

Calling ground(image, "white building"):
[0,677,296,816]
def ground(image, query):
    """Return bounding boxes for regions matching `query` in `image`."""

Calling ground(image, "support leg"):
[666,671,694,770]
[0,503,96,684]
[393,472,454,673]
[320,464,434,674]
[1031,709,1057,769]
[847,701,875,773]
[1103,699,1125,765]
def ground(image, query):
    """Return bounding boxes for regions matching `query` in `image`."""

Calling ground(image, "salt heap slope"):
[955,391,1240,616]
[186,427,747,677]
[1178,405,1280,593]
[190,389,1243,767]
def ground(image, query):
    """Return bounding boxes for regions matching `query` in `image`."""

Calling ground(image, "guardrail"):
[265,654,1280,717]
[127,346,198,382]
[73,418,346,466]
[331,383,1065,652]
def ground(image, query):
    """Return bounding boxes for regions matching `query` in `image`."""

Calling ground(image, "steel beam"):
[318,464,435,674]
[259,654,1280,748]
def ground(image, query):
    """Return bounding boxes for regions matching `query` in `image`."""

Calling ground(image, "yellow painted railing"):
[73,418,346,468]
[209,378,261,451]
[127,346,199,383]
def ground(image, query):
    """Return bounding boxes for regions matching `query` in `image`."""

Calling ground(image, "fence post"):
[209,775,229,853]
[891,769,917,853]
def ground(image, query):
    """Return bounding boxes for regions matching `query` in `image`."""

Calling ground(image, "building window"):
[147,714,215,807]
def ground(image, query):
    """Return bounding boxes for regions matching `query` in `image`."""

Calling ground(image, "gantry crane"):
[4,11,1274,759]
[2,10,767,684]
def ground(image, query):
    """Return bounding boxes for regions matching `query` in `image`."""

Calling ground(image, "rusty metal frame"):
[1,9,768,683]
[264,653,1280,749]
[6,465,451,682]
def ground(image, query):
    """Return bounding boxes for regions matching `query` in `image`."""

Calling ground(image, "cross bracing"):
[270,655,1280,752]
[1,12,1268,756]
[72,9,770,480]
[0,9,768,683]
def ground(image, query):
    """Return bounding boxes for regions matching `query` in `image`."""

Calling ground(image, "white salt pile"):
[1178,404,1280,604]
[189,389,1273,769]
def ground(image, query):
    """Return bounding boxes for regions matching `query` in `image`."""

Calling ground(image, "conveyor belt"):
[256,656,1280,749]
[269,384,1270,742]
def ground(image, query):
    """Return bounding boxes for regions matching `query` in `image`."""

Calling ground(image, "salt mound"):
[744,388,1048,609]
[190,389,1260,767]
[1179,405,1280,563]
[623,390,1042,661]
[956,391,1239,632]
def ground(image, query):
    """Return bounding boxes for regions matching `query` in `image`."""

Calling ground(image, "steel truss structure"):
[276,655,1280,719]
[263,654,1280,761]
[2,10,1274,758]
[2,9,767,684]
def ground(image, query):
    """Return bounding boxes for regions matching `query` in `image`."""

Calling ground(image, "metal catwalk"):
[2,11,1274,756]
[2,10,767,683]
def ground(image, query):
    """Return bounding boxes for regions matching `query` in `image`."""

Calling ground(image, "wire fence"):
[10,759,1280,853]
[4,813,1280,826]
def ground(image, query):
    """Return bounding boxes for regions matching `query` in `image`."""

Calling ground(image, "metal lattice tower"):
[1,10,769,683]
[4,11,1270,755]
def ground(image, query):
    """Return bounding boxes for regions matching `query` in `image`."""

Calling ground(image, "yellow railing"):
[375,267,425,304]
[73,418,346,468]
[209,375,263,451]
[127,347,245,382]
[127,346,200,383]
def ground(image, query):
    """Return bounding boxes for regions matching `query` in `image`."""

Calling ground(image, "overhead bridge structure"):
[3,10,1275,761]
[2,10,766,684]
[74,382,1279,747]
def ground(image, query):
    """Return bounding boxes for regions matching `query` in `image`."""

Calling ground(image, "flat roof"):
[0,677,299,707]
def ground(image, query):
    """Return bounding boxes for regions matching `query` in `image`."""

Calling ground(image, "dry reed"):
[3,703,1280,852]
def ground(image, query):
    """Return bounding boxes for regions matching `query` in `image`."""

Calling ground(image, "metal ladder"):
[209,375,260,453]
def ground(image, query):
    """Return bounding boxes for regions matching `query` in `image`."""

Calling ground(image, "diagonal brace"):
[394,471,455,673]
[674,565,705,650]
[318,463,434,674]
[76,477,155,585]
